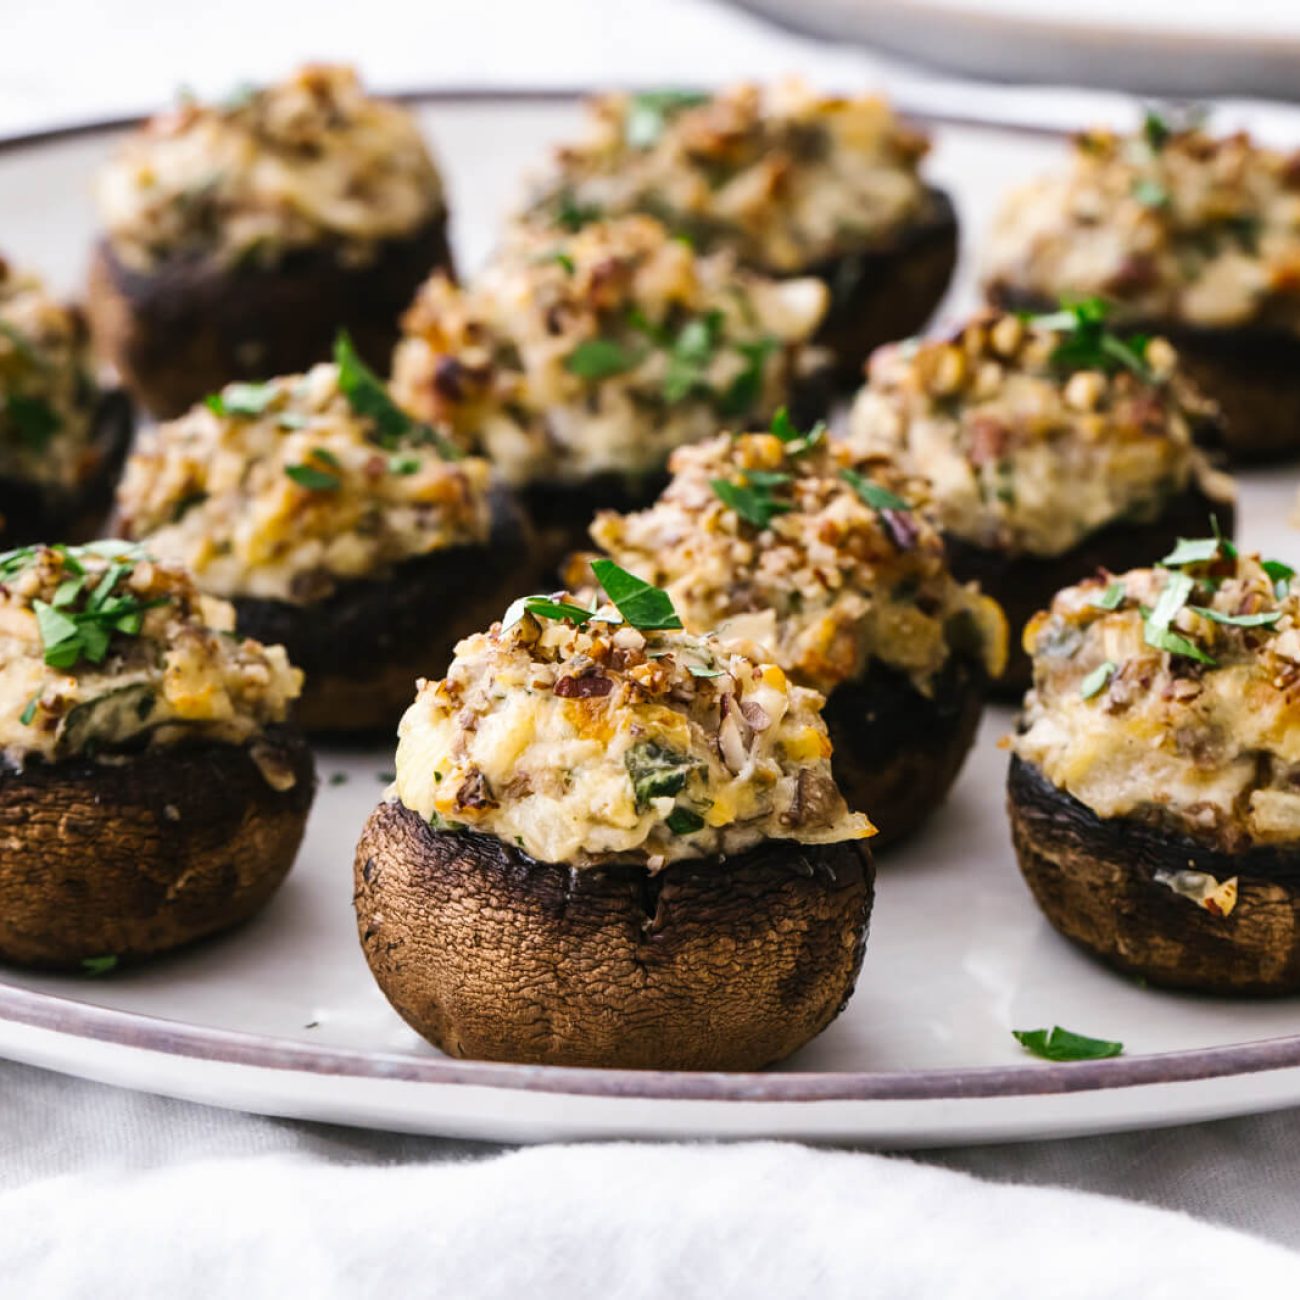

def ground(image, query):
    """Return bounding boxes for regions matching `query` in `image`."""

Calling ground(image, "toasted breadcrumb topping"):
[1016,548,1300,848]
[849,310,1230,557]
[97,65,444,271]
[391,215,828,486]
[522,81,933,272]
[395,606,873,868]
[984,125,1300,332]
[581,429,1005,695]
[0,543,301,766]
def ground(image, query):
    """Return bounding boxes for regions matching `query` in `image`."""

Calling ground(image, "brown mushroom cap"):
[223,484,540,734]
[987,286,1300,464]
[948,478,1236,698]
[1009,754,1300,995]
[822,657,984,850]
[0,726,315,968]
[0,388,133,549]
[354,800,874,1069]
[86,215,453,419]
[809,186,957,386]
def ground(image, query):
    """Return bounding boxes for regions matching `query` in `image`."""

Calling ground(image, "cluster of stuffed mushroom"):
[4,69,1300,1078]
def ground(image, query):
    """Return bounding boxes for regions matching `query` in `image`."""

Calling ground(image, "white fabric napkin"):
[3,1138,1296,1298]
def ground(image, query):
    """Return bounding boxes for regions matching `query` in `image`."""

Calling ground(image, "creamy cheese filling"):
[96,65,445,272]
[521,81,931,272]
[0,263,105,495]
[1015,551,1300,849]
[395,606,873,868]
[582,428,1006,696]
[115,356,495,604]
[849,310,1229,558]
[983,122,1300,333]
[390,215,828,486]
[0,542,301,768]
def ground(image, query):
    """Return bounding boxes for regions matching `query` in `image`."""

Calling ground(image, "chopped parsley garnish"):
[591,558,683,630]
[28,548,164,670]
[19,691,39,726]
[1132,178,1169,209]
[718,337,775,417]
[565,338,640,380]
[1013,1025,1123,1062]
[334,332,462,460]
[626,740,698,807]
[1142,569,1215,664]
[554,190,602,232]
[839,467,911,513]
[625,89,710,149]
[1079,660,1116,700]
[711,471,793,530]
[1189,606,1281,629]
[1030,297,1152,381]
[6,393,61,451]
[387,454,421,476]
[80,955,119,977]
[1263,559,1295,598]
[663,311,724,403]
[285,460,342,492]
[549,251,575,275]
[687,664,726,678]
[205,381,277,418]
[1142,108,1171,153]
[770,406,826,453]
[502,595,595,629]
[665,806,705,835]
[1091,582,1125,611]
[1162,517,1235,567]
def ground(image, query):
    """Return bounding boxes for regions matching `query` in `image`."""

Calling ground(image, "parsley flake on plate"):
[1013,1025,1123,1061]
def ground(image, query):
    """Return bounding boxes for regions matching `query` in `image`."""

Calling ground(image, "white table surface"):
[3,0,1300,1283]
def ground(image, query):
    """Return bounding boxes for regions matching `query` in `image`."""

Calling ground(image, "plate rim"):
[4,87,1300,1110]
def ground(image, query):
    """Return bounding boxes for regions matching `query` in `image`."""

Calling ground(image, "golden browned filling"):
[96,65,445,272]
[392,216,827,486]
[581,419,1005,696]
[1016,539,1300,849]
[984,118,1300,332]
[115,342,495,604]
[0,262,105,495]
[848,305,1229,557]
[0,542,301,768]
[521,81,933,272]
[395,562,872,868]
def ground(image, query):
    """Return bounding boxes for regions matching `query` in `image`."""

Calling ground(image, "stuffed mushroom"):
[0,541,312,968]
[0,260,132,547]
[849,305,1234,695]
[520,81,956,382]
[1010,541,1300,994]
[391,214,830,568]
[87,65,451,418]
[571,417,1006,848]
[354,564,875,1069]
[984,114,1300,462]
[113,338,536,733]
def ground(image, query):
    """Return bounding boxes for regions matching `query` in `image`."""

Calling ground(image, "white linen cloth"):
[3,1,1300,1290]
[2,1061,1299,1297]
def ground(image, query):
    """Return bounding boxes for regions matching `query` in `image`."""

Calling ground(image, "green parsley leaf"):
[839,467,911,513]
[550,251,575,275]
[1133,178,1169,208]
[1013,1025,1123,1062]
[687,664,726,678]
[554,190,602,232]
[80,955,119,977]
[1080,660,1116,699]
[711,475,793,530]
[625,89,710,149]
[1263,559,1295,598]
[19,692,39,726]
[206,381,276,418]
[6,393,61,451]
[769,406,826,452]
[335,331,410,444]
[565,338,639,381]
[1161,536,1223,567]
[388,454,421,476]
[717,337,775,418]
[1035,297,1152,381]
[1142,108,1171,153]
[663,311,724,403]
[285,463,341,492]
[665,806,705,835]
[34,600,82,667]
[1091,582,1125,611]
[592,558,683,630]
[1148,570,1193,632]
[520,596,595,627]
[1189,606,1282,629]
[1145,625,1216,664]
[626,740,698,807]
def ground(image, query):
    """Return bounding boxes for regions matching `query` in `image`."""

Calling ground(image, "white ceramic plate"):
[736,0,1300,101]
[2,96,1300,1145]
